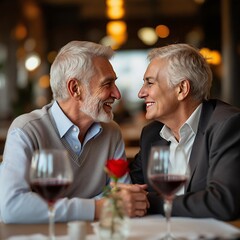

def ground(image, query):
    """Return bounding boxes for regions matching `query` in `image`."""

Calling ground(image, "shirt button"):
[73,127,77,132]
[74,145,79,150]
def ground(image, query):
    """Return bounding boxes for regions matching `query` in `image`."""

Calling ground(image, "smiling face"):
[138,58,179,124]
[81,56,121,122]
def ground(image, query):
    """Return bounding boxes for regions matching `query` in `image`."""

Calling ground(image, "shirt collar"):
[50,101,73,138]
[85,122,102,143]
[185,103,202,134]
[50,100,102,139]
[160,103,202,142]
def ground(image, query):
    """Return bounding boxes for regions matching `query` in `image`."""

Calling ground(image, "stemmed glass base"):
[158,235,175,240]
[158,200,186,240]
[48,204,56,240]
[158,232,176,240]
[161,199,176,240]
[158,233,185,240]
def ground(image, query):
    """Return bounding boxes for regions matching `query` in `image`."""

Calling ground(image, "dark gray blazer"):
[130,99,240,221]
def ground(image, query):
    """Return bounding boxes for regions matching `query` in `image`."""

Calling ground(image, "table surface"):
[0,223,67,239]
[0,222,95,239]
[0,219,239,239]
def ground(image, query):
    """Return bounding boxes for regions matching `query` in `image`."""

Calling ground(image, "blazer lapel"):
[186,100,215,190]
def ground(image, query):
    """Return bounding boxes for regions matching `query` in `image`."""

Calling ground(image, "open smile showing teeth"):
[105,102,112,106]
[146,102,154,108]
[104,102,113,109]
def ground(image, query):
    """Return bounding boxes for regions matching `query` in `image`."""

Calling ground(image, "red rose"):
[105,159,129,179]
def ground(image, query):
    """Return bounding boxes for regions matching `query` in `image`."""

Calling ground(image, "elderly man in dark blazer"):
[130,43,240,221]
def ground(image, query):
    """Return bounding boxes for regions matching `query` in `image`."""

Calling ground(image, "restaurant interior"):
[0,0,240,158]
[0,1,240,238]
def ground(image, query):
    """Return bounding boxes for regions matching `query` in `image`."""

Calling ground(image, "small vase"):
[98,196,129,240]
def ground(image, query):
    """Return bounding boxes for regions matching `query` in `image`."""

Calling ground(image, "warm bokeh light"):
[113,33,127,44]
[105,0,126,48]
[38,75,50,89]
[200,47,211,61]
[106,0,125,19]
[106,21,127,47]
[107,21,127,36]
[208,50,222,65]
[155,25,170,38]
[101,34,126,50]
[23,2,40,19]
[200,48,221,65]
[14,23,27,40]
[25,53,41,71]
[138,27,158,45]
[107,7,125,19]
[106,0,124,7]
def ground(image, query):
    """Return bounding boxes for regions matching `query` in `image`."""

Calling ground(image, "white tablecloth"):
[7,215,240,240]
[121,215,240,239]
[92,215,240,240]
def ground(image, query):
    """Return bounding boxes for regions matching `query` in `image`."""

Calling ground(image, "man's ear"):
[177,79,190,100]
[67,78,81,99]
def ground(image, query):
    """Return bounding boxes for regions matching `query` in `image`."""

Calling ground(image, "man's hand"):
[117,183,150,217]
[95,184,149,220]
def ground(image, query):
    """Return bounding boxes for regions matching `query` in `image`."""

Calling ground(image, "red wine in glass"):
[149,174,188,200]
[147,145,190,240]
[31,179,72,206]
[30,149,73,240]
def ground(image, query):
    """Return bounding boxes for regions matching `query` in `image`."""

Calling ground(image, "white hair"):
[50,41,114,101]
[148,43,213,101]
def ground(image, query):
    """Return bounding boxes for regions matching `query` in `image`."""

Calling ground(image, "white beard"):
[81,90,113,123]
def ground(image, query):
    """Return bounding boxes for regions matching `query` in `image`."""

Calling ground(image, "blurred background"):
[0,0,240,158]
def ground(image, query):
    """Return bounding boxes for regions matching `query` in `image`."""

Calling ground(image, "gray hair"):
[50,41,114,100]
[148,43,212,101]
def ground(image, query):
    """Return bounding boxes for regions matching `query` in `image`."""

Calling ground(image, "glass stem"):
[48,204,56,240]
[164,199,173,238]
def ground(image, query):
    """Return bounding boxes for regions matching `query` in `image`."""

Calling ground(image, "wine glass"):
[30,149,73,240]
[147,145,190,240]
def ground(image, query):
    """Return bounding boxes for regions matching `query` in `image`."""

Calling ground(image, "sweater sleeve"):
[0,128,95,223]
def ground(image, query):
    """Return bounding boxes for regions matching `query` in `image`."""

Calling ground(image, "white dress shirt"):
[160,104,202,194]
